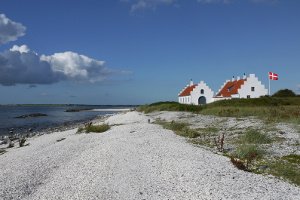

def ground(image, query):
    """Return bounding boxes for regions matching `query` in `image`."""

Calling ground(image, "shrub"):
[19,138,26,147]
[232,144,264,170]
[273,89,296,97]
[77,123,110,133]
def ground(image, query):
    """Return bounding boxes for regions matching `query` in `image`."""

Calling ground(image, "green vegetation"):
[77,123,110,133]
[265,155,300,186]
[19,138,26,147]
[138,101,204,114]
[273,89,296,97]
[138,96,300,124]
[237,129,272,144]
[282,154,300,164]
[155,119,199,138]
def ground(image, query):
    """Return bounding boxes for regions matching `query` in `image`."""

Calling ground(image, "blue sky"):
[0,0,299,104]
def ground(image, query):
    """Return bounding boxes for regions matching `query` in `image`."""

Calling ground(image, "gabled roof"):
[216,79,246,97]
[179,84,197,97]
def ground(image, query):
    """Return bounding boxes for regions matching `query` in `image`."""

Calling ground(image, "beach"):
[0,111,299,200]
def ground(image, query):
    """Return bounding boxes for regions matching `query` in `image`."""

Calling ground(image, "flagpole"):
[269,74,271,96]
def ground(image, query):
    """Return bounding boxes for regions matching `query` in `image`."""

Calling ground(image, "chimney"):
[190,79,194,86]
[243,73,247,79]
[232,76,235,81]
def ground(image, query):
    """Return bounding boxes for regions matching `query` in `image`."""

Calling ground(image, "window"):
[247,95,251,99]
[227,85,234,92]
[201,89,204,94]
[251,87,255,92]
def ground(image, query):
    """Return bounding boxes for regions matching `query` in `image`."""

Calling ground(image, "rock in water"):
[15,113,48,119]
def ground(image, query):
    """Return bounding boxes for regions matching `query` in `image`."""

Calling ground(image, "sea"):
[0,105,135,137]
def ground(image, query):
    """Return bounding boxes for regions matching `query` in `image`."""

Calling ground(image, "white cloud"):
[10,44,30,53]
[125,0,176,12]
[0,14,26,45]
[0,45,129,86]
[41,51,113,82]
[123,0,280,11]
[197,0,230,4]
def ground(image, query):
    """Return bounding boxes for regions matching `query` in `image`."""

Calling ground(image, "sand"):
[0,111,299,200]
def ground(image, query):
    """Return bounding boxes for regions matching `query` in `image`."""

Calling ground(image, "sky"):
[0,0,299,105]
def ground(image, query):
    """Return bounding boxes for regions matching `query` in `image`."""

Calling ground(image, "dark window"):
[251,87,255,92]
[247,95,251,99]
[227,85,234,92]
[201,89,204,94]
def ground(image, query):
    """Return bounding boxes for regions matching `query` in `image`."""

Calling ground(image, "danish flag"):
[269,72,278,80]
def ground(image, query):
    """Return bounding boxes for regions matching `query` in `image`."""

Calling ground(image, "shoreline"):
[0,113,115,148]
[0,111,299,199]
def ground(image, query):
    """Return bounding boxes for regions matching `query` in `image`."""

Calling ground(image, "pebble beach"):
[0,111,299,200]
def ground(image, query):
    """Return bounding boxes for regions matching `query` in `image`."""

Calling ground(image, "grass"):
[266,155,300,186]
[138,98,300,124]
[138,101,204,114]
[237,129,272,144]
[155,119,200,138]
[77,124,110,134]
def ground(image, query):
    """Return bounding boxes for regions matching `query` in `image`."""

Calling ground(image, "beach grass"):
[264,156,300,186]
[155,119,200,138]
[138,97,300,124]
[236,129,272,144]
[77,124,110,134]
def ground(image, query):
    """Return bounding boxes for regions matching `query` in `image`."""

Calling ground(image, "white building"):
[214,74,268,100]
[178,80,214,105]
[178,74,268,105]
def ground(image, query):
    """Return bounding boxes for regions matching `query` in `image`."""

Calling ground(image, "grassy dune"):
[138,97,300,124]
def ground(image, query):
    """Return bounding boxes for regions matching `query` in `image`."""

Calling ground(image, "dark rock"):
[65,108,92,112]
[15,113,48,119]
[279,131,286,135]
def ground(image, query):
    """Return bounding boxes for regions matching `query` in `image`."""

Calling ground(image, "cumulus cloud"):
[0,14,26,45]
[0,45,128,86]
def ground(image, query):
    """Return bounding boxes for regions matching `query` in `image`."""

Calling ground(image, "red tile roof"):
[216,79,246,97]
[179,85,197,97]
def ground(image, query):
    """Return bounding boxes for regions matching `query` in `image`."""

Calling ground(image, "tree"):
[272,89,296,97]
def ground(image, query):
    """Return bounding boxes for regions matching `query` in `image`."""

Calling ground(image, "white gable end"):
[238,74,268,98]
[190,81,214,105]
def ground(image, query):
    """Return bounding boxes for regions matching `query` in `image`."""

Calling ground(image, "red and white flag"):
[269,72,278,80]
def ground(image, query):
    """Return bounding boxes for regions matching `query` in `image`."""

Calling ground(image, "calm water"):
[0,105,133,136]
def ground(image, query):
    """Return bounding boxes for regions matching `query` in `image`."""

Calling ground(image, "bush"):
[19,138,26,147]
[273,89,296,97]
[77,123,110,133]
[232,144,264,170]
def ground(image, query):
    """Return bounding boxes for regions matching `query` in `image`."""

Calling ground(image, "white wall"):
[178,96,191,104]
[190,81,214,105]
[238,74,268,98]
